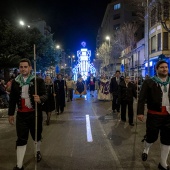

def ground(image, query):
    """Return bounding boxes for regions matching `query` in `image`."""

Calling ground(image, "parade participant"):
[98,75,111,100]
[66,76,74,102]
[137,60,170,170]
[118,76,137,126]
[8,58,47,170]
[110,70,121,113]
[0,79,9,107]
[54,74,66,114]
[75,75,86,97]
[87,73,96,97]
[42,76,55,125]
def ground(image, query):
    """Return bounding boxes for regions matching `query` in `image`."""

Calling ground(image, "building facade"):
[96,0,142,75]
[98,0,170,78]
[29,19,51,36]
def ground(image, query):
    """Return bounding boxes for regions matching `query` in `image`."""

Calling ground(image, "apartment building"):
[96,0,143,75]
[111,0,170,77]
[145,0,170,76]
[29,19,51,36]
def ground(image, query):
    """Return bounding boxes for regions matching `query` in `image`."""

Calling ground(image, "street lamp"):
[68,55,75,68]
[56,45,60,49]
[19,20,30,28]
[106,36,110,47]
[106,36,111,74]
[146,0,150,76]
[19,20,25,26]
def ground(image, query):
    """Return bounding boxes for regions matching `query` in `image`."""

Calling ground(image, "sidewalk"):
[0,108,8,118]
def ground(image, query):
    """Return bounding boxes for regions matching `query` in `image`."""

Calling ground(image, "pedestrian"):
[75,75,86,97]
[87,73,96,97]
[110,70,121,113]
[54,74,66,114]
[98,74,111,101]
[66,76,74,102]
[137,60,170,170]
[0,79,9,107]
[8,58,48,170]
[118,75,137,126]
[42,76,55,125]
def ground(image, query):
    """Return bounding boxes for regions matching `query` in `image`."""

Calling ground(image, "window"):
[113,14,120,20]
[114,3,121,10]
[163,32,168,50]
[113,24,120,30]
[157,33,161,51]
[151,35,156,53]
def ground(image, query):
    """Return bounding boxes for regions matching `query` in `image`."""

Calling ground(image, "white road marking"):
[86,114,93,142]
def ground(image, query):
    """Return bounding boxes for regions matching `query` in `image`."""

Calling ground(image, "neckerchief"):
[152,76,170,92]
[15,74,35,87]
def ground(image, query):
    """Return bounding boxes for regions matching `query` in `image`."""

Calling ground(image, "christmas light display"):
[72,42,96,80]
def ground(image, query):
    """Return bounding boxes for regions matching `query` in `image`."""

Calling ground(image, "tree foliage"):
[113,22,139,51]
[96,42,110,68]
[0,19,57,76]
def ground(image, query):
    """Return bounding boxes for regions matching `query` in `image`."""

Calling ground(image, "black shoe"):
[129,123,134,126]
[37,151,42,162]
[121,119,126,122]
[142,153,148,161]
[158,163,170,170]
[13,166,24,170]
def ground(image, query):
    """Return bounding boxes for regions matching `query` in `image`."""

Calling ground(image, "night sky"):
[0,0,111,56]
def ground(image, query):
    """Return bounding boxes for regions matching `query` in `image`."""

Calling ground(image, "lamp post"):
[19,20,25,26]
[68,55,75,68]
[106,36,111,74]
[64,63,67,76]
[56,45,62,71]
[106,36,110,47]
[19,20,30,28]
[147,0,150,76]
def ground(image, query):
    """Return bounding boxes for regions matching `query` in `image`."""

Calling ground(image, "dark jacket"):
[8,77,47,116]
[118,81,137,103]
[0,84,7,95]
[110,77,121,95]
[137,78,170,115]
[42,84,55,112]
[54,79,66,107]
[87,76,96,86]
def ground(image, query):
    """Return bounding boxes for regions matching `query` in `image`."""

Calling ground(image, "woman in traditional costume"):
[98,75,111,100]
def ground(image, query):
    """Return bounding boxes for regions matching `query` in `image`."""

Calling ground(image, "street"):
[0,91,169,170]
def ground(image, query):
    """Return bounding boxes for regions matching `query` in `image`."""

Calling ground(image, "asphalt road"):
[0,91,169,170]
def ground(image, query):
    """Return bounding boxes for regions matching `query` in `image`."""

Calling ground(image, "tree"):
[0,19,56,80]
[96,42,110,73]
[113,22,139,51]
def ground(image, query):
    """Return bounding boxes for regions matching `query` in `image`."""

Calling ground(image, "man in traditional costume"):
[8,58,47,170]
[137,60,170,170]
